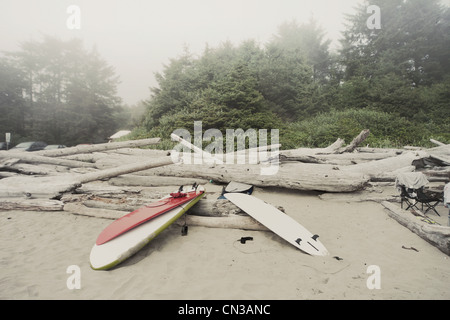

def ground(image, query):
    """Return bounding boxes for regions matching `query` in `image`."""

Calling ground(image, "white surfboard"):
[224,193,329,256]
[90,186,205,270]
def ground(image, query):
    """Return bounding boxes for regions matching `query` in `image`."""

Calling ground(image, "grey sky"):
[1,0,449,105]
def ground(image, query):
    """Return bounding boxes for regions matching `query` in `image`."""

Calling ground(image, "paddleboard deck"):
[90,185,205,270]
[96,185,200,245]
[224,193,329,256]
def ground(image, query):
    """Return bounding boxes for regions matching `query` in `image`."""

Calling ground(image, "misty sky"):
[1,0,449,105]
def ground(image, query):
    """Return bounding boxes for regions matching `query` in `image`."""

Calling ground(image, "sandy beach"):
[1,183,449,300]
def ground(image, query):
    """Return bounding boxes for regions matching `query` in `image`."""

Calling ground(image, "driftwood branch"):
[338,129,370,153]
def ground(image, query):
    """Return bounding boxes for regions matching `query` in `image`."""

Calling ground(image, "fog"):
[1,0,449,105]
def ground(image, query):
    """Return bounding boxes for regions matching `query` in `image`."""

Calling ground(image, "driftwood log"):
[0,151,96,168]
[0,157,175,198]
[381,201,450,256]
[0,199,64,211]
[147,162,369,193]
[175,214,269,231]
[108,174,208,187]
[36,137,161,157]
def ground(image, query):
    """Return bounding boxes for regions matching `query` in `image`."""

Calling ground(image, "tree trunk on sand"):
[381,201,450,256]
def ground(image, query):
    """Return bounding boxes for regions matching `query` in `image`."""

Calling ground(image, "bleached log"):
[0,156,176,198]
[62,152,107,163]
[369,166,416,182]
[64,202,126,220]
[0,151,96,168]
[340,151,428,177]
[357,147,404,154]
[0,172,17,179]
[108,174,208,187]
[422,167,450,179]
[0,163,60,175]
[319,151,398,163]
[319,191,398,203]
[0,198,64,211]
[279,138,344,160]
[190,198,244,216]
[82,199,144,212]
[78,157,175,184]
[105,148,171,157]
[36,137,161,157]
[70,181,142,197]
[430,139,446,146]
[175,214,269,231]
[338,129,370,154]
[148,162,369,193]
[381,201,450,256]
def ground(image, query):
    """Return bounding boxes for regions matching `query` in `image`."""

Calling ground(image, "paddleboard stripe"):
[90,187,205,270]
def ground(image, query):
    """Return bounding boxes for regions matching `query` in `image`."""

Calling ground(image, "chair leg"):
[423,201,441,216]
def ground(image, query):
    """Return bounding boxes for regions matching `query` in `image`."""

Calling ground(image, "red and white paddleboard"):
[96,185,201,245]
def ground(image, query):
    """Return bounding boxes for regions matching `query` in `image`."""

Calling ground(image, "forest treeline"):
[137,0,450,149]
[0,37,134,146]
[1,0,449,148]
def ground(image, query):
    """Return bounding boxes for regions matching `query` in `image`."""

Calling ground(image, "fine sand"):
[1,184,449,300]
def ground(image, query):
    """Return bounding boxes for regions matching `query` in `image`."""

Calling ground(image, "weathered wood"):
[0,163,61,176]
[0,156,175,198]
[64,202,126,219]
[36,137,161,157]
[338,129,370,153]
[0,151,96,168]
[175,214,269,231]
[430,139,446,146]
[70,181,142,197]
[190,198,244,216]
[78,157,175,184]
[319,190,398,203]
[148,162,369,193]
[279,138,344,161]
[381,201,450,256]
[0,198,64,211]
[108,174,208,187]
[340,151,428,177]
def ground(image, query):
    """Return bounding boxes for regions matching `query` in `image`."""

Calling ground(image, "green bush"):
[286,108,442,148]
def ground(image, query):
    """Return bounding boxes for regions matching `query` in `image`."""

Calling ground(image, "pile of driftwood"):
[0,130,449,254]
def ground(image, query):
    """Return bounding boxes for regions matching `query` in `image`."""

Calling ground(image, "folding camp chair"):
[415,187,443,216]
[396,172,429,211]
[399,185,420,210]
